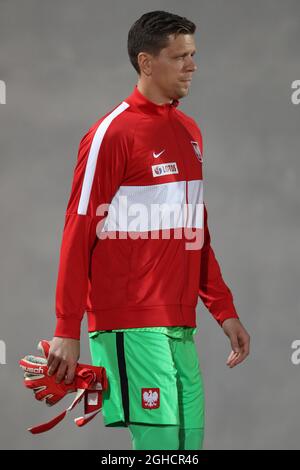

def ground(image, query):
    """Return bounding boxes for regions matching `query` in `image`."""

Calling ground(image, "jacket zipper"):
[168,108,188,320]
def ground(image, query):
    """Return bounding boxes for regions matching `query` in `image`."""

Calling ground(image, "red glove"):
[19,340,108,434]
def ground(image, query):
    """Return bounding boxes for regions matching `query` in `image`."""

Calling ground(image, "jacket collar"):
[124,84,180,116]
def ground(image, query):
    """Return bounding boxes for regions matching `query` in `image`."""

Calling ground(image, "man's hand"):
[221,318,250,368]
[47,337,80,385]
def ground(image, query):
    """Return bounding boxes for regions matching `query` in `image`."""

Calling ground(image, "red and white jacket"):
[54,84,239,340]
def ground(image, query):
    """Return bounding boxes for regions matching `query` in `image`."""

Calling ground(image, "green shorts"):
[88,329,205,429]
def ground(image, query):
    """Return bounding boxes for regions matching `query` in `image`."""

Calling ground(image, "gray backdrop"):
[0,0,299,450]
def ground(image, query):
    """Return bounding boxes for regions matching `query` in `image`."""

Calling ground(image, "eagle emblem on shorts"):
[141,388,160,409]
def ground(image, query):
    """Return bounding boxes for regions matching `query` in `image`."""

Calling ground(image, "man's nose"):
[191,58,197,71]
[186,57,197,72]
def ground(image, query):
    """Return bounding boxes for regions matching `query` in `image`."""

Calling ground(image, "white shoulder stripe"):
[77,101,130,215]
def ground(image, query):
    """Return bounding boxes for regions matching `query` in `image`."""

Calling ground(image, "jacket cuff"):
[218,310,240,327]
[54,317,82,340]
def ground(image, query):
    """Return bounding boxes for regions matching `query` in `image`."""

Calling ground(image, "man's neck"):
[137,81,173,106]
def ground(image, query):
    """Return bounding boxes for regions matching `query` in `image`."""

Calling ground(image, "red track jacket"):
[54,84,239,340]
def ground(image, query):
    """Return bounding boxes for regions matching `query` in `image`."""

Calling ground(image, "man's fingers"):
[228,346,250,368]
[47,357,60,375]
[223,323,250,368]
[228,333,241,354]
[230,334,250,366]
[243,335,251,356]
[227,353,240,367]
[231,342,241,354]
[229,353,246,368]
[64,363,76,384]
[228,354,242,367]
[47,357,77,383]
[226,350,239,364]
[47,352,54,368]
[55,361,68,383]
[47,350,60,370]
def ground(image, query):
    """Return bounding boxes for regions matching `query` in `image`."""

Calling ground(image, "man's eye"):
[176,54,196,59]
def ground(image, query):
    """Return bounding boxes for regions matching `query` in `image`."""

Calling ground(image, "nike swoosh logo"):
[153,149,165,158]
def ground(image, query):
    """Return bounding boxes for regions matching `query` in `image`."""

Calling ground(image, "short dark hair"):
[127,10,196,75]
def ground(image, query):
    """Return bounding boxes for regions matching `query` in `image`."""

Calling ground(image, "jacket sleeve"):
[198,203,239,326]
[53,123,128,340]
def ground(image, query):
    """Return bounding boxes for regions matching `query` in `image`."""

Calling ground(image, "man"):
[47,10,250,450]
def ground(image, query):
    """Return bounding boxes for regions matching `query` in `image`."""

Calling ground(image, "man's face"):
[145,33,197,99]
